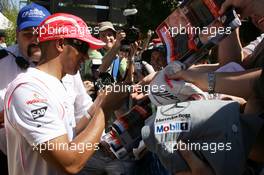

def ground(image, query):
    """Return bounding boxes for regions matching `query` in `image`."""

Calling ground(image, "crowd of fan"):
[0,0,264,175]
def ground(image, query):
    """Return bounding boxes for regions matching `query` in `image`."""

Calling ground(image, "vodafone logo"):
[26,94,47,105]
[26,98,47,105]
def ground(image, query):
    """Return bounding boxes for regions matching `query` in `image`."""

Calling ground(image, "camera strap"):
[0,49,30,69]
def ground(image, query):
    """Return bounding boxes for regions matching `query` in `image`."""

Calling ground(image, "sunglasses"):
[65,38,89,54]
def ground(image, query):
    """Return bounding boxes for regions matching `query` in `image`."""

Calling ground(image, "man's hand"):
[219,0,256,17]
[166,70,197,84]
[98,31,126,73]
[129,72,158,101]
[128,42,139,61]
[130,84,148,101]
[99,84,129,111]
[176,149,214,175]
[114,31,126,47]
[138,72,158,86]
[83,80,95,95]
[166,69,212,94]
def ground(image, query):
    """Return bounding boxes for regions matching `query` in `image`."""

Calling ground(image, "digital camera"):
[120,7,140,46]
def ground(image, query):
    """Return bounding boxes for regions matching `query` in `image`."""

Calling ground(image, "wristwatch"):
[208,72,216,94]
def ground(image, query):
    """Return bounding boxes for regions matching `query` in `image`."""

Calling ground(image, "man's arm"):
[141,30,153,51]
[98,32,126,72]
[219,0,264,17]
[40,106,105,174]
[7,84,108,174]
[74,86,130,135]
[175,147,214,175]
[124,58,135,84]
[167,68,262,99]
[73,96,101,136]
[0,110,4,124]
[124,42,139,84]
[98,45,120,72]
[189,63,221,73]
[218,29,243,66]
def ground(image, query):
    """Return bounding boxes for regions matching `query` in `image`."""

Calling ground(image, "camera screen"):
[185,0,214,27]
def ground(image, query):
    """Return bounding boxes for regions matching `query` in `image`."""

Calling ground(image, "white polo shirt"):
[5,67,79,175]
[0,44,93,154]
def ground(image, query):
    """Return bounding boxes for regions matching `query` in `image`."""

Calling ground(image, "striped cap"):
[38,13,105,49]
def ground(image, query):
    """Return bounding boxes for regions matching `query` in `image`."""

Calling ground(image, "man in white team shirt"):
[3,13,123,175]
[0,2,93,157]
[0,3,51,174]
[0,5,95,175]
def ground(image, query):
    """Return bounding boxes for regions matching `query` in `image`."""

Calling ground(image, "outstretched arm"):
[167,68,262,99]
[218,29,243,66]
[99,31,126,72]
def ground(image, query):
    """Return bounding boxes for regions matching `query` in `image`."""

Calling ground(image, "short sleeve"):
[7,83,67,145]
[72,72,93,122]
[0,88,6,111]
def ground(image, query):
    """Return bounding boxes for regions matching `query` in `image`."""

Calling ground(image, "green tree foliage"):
[162,0,180,11]
[1,0,18,45]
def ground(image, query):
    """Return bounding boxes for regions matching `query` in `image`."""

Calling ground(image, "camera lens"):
[121,27,140,46]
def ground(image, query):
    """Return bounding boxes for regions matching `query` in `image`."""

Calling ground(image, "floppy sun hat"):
[38,13,105,49]
[98,21,116,33]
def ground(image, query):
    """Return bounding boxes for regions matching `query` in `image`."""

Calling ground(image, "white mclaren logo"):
[31,106,47,120]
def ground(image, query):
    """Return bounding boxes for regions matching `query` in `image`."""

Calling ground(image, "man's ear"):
[56,39,64,52]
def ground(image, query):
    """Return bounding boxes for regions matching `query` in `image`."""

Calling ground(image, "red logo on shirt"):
[26,94,47,105]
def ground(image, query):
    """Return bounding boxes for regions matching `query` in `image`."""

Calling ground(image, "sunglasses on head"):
[65,38,89,54]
